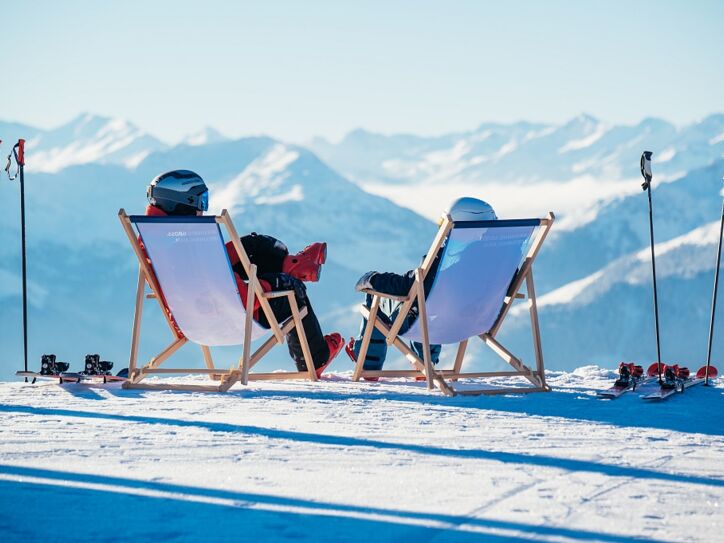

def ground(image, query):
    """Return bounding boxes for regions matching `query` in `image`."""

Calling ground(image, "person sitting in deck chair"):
[345,197,497,374]
[145,169,344,376]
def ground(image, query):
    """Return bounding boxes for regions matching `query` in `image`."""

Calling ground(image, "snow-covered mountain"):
[310,130,724,371]
[539,221,722,309]
[183,126,229,146]
[0,136,435,380]
[136,138,436,272]
[1,113,722,379]
[4,114,723,543]
[503,219,724,369]
[535,159,724,292]
[0,114,167,172]
[310,114,724,185]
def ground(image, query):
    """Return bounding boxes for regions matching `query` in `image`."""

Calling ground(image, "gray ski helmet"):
[445,196,497,222]
[147,170,209,214]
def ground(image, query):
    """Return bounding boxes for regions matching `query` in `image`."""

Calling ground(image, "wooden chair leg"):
[481,333,539,388]
[383,326,455,397]
[353,296,380,381]
[218,369,241,392]
[288,294,317,381]
[245,310,301,371]
[525,270,548,389]
[128,267,145,381]
[451,339,468,381]
[414,270,435,390]
[220,211,285,345]
[200,345,219,381]
[240,265,257,385]
[124,337,187,388]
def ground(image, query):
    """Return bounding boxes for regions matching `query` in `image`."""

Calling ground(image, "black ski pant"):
[257,292,329,371]
[234,233,288,280]
[353,272,441,370]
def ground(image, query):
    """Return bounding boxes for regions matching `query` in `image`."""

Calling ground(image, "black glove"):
[259,272,307,303]
[355,271,378,292]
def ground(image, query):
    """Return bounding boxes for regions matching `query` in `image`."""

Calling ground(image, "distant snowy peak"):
[310,114,724,185]
[209,139,387,214]
[210,143,303,211]
[558,117,609,154]
[174,138,436,272]
[183,126,229,146]
[537,221,722,309]
[18,114,167,173]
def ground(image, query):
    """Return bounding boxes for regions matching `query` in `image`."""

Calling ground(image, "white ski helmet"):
[445,197,497,222]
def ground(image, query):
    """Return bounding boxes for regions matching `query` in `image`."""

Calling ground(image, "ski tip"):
[647,362,666,377]
[696,366,718,379]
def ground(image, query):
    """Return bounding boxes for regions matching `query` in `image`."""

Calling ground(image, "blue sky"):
[1,0,722,142]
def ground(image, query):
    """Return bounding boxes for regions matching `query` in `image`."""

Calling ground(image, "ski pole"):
[704,178,724,386]
[5,139,28,379]
[640,151,663,384]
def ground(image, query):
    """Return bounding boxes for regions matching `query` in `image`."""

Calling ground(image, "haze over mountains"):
[0,113,722,379]
[310,114,724,186]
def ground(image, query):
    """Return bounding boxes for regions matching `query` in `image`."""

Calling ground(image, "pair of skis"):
[639,364,718,400]
[598,362,718,400]
[15,371,128,385]
[16,354,128,385]
[597,362,647,399]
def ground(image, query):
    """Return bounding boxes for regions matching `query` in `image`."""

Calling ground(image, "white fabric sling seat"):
[352,213,555,397]
[118,209,318,392]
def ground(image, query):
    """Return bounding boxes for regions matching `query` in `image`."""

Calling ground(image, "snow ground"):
[0,367,722,542]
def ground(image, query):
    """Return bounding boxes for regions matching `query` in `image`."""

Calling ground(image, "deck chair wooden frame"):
[351,212,555,397]
[118,208,318,392]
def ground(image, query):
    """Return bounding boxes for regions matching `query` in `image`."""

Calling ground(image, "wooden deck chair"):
[352,212,555,397]
[118,209,318,392]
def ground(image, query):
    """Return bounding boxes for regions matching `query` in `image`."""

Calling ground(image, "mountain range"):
[0,113,722,379]
[310,114,724,185]
[0,122,434,379]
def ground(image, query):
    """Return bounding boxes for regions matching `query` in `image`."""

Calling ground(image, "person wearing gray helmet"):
[145,170,344,376]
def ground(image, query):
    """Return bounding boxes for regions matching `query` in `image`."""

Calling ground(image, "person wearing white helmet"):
[345,197,497,375]
[440,196,498,222]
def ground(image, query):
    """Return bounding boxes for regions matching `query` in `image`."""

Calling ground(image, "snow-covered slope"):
[310,114,724,186]
[0,114,167,172]
[0,369,722,542]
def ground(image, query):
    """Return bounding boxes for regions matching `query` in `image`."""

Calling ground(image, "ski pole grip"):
[17,139,25,166]
[640,150,653,190]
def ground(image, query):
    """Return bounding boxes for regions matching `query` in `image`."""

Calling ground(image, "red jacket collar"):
[146,205,205,218]
[145,205,168,217]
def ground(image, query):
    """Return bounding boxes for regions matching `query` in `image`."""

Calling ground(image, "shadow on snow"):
[11,374,724,437]
[0,464,664,543]
[230,378,724,437]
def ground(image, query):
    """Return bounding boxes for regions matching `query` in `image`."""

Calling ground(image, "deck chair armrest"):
[360,288,410,302]
[261,290,296,300]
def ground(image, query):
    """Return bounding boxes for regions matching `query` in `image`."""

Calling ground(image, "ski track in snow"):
[0,368,722,542]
